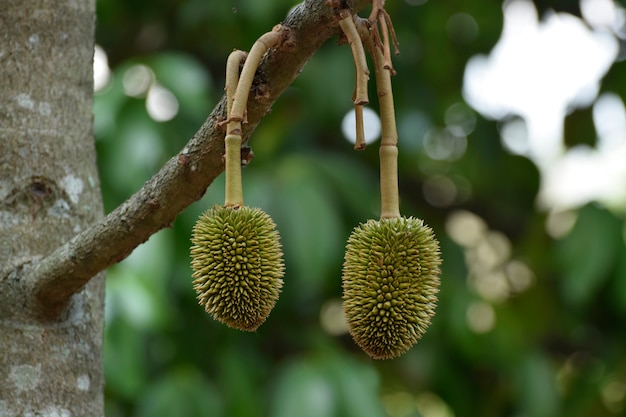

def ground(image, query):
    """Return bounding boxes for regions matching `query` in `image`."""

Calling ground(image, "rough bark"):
[0,0,105,415]
[0,0,368,414]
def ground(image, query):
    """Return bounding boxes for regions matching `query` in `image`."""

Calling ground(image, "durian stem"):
[338,10,369,149]
[354,104,366,150]
[338,11,369,106]
[379,145,399,219]
[376,9,394,74]
[367,0,399,75]
[223,51,248,207]
[362,18,400,219]
[224,134,244,207]
[222,28,283,207]
[225,50,248,120]
[227,27,284,136]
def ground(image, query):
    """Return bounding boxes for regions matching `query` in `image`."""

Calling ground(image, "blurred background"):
[94,0,626,416]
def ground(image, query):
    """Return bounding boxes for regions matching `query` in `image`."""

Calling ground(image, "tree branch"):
[29,0,370,318]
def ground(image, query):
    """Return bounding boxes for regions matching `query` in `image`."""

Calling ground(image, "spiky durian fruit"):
[190,205,284,331]
[342,217,441,359]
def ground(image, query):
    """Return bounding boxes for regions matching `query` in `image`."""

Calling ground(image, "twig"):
[354,104,366,150]
[367,0,399,75]
[377,9,394,73]
[337,9,370,150]
[338,11,369,106]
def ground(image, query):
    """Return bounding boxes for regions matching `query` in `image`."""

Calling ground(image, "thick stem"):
[224,135,244,207]
[379,146,400,219]
[223,30,284,207]
[223,51,249,207]
[360,17,400,219]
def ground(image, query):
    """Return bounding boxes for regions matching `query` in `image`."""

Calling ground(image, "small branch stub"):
[338,11,370,106]
[336,8,370,149]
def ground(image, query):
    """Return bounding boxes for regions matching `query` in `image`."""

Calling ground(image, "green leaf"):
[557,204,622,307]
[135,367,223,417]
[609,236,626,315]
[103,318,147,400]
[217,349,264,417]
[271,354,386,417]
[514,352,560,417]
[323,356,386,417]
[271,359,337,417]
[313,153,379,220]
[271,155,344,301]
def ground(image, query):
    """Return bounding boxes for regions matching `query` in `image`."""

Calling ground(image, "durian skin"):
[190,205,284,331]
[342,217,441,359]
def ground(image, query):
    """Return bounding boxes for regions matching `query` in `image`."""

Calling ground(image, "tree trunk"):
[0,0,104,415]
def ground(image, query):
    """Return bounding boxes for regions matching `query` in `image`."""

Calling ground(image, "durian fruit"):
[342,31,442,359]
[342,217,440,359]
[189,39,285,331]
[190,205,284,331]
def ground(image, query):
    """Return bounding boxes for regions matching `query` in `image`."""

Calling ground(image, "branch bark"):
[27,0,370,318]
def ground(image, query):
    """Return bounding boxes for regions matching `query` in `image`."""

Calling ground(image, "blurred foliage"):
[95,0,626,416]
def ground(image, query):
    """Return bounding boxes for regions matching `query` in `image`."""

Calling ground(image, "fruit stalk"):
[224,134,244,207]
[224,50,248,207]
[226,28,284,136]
[370,35,400,219]
[354,103,366,150]
[225,50,248,122]
[223,29,283,207]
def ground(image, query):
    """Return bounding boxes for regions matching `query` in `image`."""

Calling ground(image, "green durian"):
[342,217,441,359]
[190,205,284,331]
